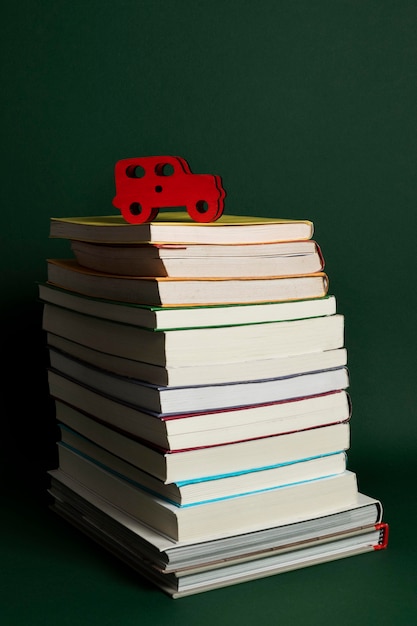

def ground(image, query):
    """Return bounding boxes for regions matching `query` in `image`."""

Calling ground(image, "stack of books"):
[41,212,388,598]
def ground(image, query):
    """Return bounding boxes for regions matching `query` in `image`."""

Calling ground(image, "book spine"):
[373,522,389,550]
[315,243,325,271]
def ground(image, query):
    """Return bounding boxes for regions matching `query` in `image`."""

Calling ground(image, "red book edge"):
[374,522,389,550]
[315,242,325,271]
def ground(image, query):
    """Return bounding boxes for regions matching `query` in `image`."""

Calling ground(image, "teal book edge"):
[57,431,346,508]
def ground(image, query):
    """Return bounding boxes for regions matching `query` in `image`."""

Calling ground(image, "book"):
[42,304,344,367]
[57,426,348,506]
[50,402,351,482]
[53,444,359,542]
[46,259,329,306]
[38,283,338,330]
[47,334,348,386]
[49,475,388,596]
[43,209,389,596]
[69,239,324,277]
[138,525,388,598]
[48,349,349,414]
[49,212,314,245]
[51,379,351,449]
[49,473,385,570]
[51,492,389,599]
[109,523,388,598]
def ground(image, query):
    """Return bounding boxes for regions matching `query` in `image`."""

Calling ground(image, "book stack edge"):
[41,211,388,598]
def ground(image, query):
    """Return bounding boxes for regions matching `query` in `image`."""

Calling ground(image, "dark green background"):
[1,1,416,623]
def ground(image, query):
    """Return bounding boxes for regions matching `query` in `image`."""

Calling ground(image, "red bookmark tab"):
[374,522,390,550]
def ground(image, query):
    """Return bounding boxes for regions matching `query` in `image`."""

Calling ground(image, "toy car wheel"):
[188,200,223,223]
[121,202,159,224]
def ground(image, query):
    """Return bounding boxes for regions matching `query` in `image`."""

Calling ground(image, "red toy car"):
[112,156,226,224]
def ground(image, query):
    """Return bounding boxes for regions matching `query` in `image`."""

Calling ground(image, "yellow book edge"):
[50,212,314,228]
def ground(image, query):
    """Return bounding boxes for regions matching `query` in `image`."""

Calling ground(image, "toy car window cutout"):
[154,162,175,176]
[125,164,146,178]
[113,156,226,224]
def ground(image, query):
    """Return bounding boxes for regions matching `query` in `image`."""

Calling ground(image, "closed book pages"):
[49,473,384,570]
[58,426,348,506]
[50,401,351,483]
[48,348,349,414]
[70,239,325,277]
[55,444,359,542]
[46,259,329,306]
[51,380,351,449]
[49,212,315,245]
[42,303,344,366]
[50,479,388,599]
[47,333,348,386]
[38,283,338,330]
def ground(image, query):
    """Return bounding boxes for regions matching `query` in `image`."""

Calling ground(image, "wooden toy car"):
[112,156,226,224]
